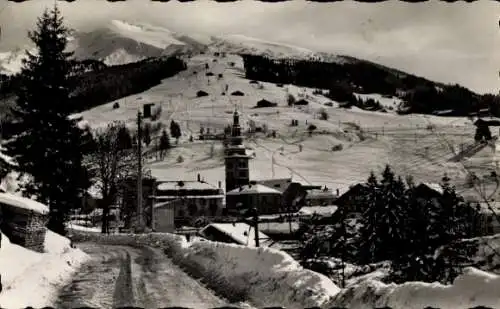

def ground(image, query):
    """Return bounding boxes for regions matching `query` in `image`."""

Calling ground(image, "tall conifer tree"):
[1,6,88,235]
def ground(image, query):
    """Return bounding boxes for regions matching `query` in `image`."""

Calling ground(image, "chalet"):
[231,90,245,96]
[254,178,292,193]
[305,187,338,206]
[298,205,338,218]
[294,99,309,106]
[0,193,49,252]
[226,183,282,215]
[412,182,443,206]
[154,177,225,223]
[253,178,308,213]
[255,99,277,108]
[196,90,209,97]
[334,183,370,213]
[199,222,273,247]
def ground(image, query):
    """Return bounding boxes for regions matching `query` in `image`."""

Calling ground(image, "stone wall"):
[0,205,47,253]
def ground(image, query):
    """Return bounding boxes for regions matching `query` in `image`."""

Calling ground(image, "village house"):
[226,182,282,215]
[333,183,371,213]
[153,176,225,226]
[304,187,338,206]
[199,222,273,247]
[0,193,49,252]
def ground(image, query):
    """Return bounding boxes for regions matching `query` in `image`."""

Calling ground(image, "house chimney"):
[197,173,201,182]
[218,181,221,188]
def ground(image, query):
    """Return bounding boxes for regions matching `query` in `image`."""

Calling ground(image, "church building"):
[224,110,250,193]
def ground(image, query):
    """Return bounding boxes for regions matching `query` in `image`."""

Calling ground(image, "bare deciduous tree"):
[84,121,140,234]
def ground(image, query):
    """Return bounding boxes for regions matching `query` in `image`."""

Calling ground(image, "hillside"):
[71,50,499,203]
[1,20,499,200]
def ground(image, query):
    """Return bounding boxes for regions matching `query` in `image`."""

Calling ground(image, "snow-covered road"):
[54,243,228,309]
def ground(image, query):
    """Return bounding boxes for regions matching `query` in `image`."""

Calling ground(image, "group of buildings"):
[110,110,500,237]
[118,110,338,232]
[1,110,500,252]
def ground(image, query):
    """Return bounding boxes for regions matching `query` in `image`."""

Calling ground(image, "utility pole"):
[252,207,260,247]
[137,110,143,232]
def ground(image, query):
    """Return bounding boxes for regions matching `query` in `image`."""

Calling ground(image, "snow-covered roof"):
[200,222,273,247]
[418,182,444,195]
[157,181,218,191]
[0,193,49,215]
[306,189,337,199]
[298,205,338,217]
[154,195,225,199]
[0,146,16,166]
[226,184,282,195]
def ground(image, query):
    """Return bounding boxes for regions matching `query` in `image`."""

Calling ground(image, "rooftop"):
[418,182,444,195]
[200,222,273,247]
[157,181,219,191]
[298,205,338,217]
[226,184,282,195]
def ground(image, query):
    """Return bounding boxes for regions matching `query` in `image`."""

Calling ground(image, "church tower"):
[225,110,250,193]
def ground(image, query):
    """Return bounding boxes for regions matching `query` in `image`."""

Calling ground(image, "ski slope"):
[75,47,492,197]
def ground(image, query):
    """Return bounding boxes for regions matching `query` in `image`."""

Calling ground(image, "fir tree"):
[0,6,88,235]
[116,125,132,150]
[170,120,181,141]
[359,165,410,263]
[159,129,170,160]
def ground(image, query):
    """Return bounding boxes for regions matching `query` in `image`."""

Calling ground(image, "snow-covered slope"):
[0,231,88,308]
[71,20,196,66]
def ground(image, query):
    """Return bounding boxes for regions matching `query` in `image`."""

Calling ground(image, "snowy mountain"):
[0,19,348,73]
[70,20,201,66]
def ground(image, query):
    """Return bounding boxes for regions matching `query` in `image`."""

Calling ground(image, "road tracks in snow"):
[55,243,232,309]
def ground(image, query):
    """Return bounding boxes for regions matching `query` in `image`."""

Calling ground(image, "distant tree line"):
[241,54,500,117]
[0,56,186,139]
[70,56,186,112]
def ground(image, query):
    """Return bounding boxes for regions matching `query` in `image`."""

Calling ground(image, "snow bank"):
[329,267,500,309]
[0,193,49,215]
[68,229,340,308]
[0,231,89,308]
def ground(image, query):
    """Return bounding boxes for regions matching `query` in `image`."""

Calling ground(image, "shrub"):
[112,102,120,109]
[287,94,296,106]
[331,144,343,151]
[177,155,184,163]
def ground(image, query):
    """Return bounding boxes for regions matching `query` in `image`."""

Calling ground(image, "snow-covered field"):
[0,231,88,308]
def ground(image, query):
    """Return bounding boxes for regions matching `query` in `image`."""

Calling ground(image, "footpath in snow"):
[0,231,89,308]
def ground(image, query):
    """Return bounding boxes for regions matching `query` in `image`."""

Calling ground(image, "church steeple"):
[230,110,243,146]
[224,109,250,194]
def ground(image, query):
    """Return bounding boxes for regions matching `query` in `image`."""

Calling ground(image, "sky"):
[1,0,499,94]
